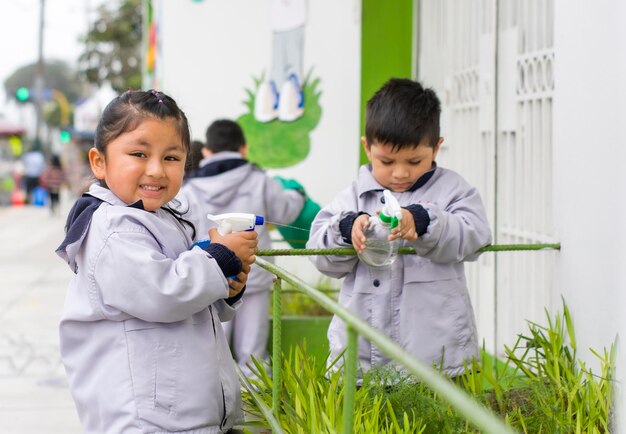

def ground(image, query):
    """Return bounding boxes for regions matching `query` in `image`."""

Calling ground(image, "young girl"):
[56,90,258,434]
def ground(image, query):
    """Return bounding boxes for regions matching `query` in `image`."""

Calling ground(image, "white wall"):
[554,0,626,429]
[156,0,362,285]
[157,0,362,207]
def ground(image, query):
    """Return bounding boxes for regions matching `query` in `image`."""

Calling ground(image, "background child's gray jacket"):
[307,164,492,377]
[181,151,305,293]
[57,184,243,434]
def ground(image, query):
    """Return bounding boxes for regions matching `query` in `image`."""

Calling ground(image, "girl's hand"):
[351,214,371,253]
[208,228,258,269]
[389,208,418,241]
[228,264,250,298]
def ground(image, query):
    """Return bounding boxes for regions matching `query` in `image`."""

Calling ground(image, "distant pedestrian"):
[21,147,45,204]
[56,90,257,434]
[39,154,66,215]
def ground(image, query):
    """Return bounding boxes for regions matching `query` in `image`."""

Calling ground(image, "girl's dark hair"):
[94,89,191,157]
[365,78,441,150]
[94,90,195,236]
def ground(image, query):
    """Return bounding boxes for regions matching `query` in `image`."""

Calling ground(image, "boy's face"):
[363,137,442,193]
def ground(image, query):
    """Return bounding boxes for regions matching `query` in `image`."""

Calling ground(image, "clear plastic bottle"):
[358,190,403,268]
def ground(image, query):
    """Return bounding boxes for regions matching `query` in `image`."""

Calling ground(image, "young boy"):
[306,79,492,377]
[181,119,306,376]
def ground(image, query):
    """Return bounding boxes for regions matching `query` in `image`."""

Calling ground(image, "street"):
[0,195,81,433]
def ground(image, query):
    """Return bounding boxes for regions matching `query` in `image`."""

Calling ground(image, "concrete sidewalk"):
[0,201,81,433]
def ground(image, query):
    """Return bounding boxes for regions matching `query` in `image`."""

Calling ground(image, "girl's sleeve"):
[306,188,360,278]
[93,227,231,323]
[410,182,492,263]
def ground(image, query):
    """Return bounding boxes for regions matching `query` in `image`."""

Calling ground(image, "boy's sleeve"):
[306,187,360,278]
[410,182,492,263]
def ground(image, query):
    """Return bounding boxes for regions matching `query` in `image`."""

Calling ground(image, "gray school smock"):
[57,184,243,434]
[306,164,493,377]
[180,151,305,293]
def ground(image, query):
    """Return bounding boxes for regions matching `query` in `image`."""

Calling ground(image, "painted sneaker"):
[278,74,304,122]
[254,81,279,122]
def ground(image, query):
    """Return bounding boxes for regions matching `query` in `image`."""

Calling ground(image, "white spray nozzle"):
[379,190,403,229]
[206,213,265,235]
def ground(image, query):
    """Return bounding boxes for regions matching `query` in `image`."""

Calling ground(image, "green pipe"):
[272,278,282,416]
[342,328,358,434]
[258,243,560,257]
[255,257,517,434]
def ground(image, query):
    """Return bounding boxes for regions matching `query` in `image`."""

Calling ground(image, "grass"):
[241,300,615,433]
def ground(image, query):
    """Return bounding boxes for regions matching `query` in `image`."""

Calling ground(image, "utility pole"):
[34,0,46,151]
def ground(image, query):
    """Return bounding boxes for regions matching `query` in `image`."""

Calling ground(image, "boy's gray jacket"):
[180,152,305,292]
[57,184,243,434]
[307,165,492,377]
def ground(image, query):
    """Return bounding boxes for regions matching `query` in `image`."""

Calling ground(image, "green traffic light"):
[16,87,30,101]
[59,131,71,143]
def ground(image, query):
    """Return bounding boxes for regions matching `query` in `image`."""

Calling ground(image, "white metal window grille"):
[417,0,556,354]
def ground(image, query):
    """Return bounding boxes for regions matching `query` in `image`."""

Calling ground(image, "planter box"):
[268,316,332,367]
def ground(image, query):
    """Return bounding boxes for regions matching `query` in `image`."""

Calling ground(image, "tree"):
[4,60,82,102]
[3,60,81,128]
[78,0,142,92]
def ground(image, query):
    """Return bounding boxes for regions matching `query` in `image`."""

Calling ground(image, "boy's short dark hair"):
[205,119,246,153]
[365,78,441,150]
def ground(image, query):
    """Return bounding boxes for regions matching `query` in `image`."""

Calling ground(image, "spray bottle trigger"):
[190,239,211,250]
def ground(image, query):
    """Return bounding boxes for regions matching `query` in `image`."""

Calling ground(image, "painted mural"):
[235,0,322,169]
[238,71,321,169]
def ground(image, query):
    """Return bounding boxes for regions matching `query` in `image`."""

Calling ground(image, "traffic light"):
[59,130,71,143]
[16,87,30,102]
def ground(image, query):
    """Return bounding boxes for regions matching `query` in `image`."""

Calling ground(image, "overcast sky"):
[0,0,106,112]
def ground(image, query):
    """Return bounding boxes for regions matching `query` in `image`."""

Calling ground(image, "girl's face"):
[89,118,187,211]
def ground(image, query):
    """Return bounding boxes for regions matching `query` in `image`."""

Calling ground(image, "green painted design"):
[237,71,322,168]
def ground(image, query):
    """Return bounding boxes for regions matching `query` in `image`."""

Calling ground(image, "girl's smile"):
[89,118,187,211]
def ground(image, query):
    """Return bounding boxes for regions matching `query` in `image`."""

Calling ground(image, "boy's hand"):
[390,208,418,241]
[351,214,371,253]
[209,228,258,269]
[228,263,250,298]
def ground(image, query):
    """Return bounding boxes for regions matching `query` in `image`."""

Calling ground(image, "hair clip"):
[126,88,132,93]
[158,99,163,104]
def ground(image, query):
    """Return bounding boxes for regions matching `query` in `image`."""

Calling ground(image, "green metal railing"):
[242,244,560,433]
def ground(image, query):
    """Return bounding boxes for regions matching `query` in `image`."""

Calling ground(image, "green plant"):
[242,345,426,433]
[242,300,615,433]
[503,300,615,433]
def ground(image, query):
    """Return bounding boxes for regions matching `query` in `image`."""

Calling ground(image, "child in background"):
[181,119,305,376]
[56,90,257,434]
[40,154,66,215]
[307,79,492,378]
[185,139,206,178]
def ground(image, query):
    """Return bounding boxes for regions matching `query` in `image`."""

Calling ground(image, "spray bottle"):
[190,213,264,250]
[358,189,403,268]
